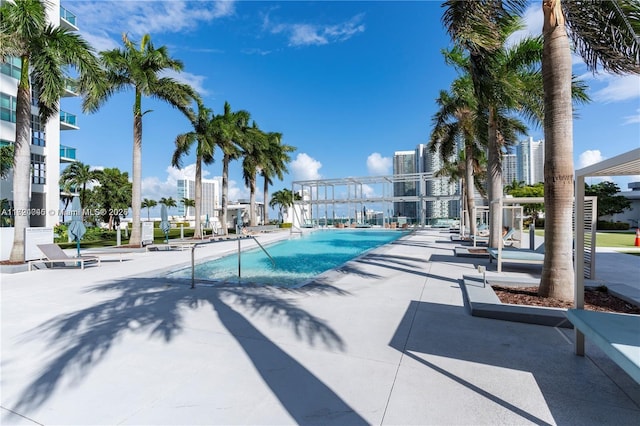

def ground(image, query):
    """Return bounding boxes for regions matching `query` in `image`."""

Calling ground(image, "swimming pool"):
[167,229,408,287]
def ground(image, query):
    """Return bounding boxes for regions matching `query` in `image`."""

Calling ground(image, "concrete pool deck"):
[1,228,639,425]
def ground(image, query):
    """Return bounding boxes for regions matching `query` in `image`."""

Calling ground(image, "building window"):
[31,114,46,147]
[0,56,21,80]
[31,85,39,107]
[31,153,46,184]
[0,93,17,123]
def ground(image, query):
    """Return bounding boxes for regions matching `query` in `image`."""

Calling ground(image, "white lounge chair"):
[29,244,101,271]
[473,228,516,247]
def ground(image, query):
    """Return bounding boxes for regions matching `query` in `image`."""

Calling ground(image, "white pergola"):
[573,147,640,355]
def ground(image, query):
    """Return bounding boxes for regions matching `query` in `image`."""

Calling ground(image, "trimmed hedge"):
[597,221,630,230]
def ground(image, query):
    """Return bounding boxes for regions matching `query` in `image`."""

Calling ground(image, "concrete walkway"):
[1,229,639,425]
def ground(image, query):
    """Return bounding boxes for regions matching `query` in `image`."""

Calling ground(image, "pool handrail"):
[188,235,276,289]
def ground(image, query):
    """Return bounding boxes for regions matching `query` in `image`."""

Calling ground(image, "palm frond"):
[564,0,640,74]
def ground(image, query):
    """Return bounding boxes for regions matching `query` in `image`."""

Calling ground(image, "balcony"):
[59,6,78,31]
[62,77,78,97]
[60,145,77,163]
[60,111,79,130]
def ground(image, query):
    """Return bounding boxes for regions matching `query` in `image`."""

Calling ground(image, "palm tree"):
[241,122,268,227]
[141,198,157,221]
[441,9,541,248]
[429,72,485,237]
[504,179,526,194]
[211,101,251,234]
[181,197,195,220]
[465,26,542,249]
[172,102,215,238]
[0,0,104,262]
[538,0,639,300]
[159,197,177,218]
[442,0,637,300]
[269,189,301,223]
[260,132,295,225]
[83,33,199,247]
[59,161,98,207]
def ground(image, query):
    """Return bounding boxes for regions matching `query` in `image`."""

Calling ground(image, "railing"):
[60,111,77,127]
[60,6,77,27]
[64,78,78,95]
[189,234,276,289]
[60,145,76,160]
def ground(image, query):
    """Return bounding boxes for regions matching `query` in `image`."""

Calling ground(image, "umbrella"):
[67,196,86,257]
[160,204,171,243]
[204,213,210,228]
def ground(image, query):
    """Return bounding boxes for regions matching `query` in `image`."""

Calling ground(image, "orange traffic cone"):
[635,228,640,247]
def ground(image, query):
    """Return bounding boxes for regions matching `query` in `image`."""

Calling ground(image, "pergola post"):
[574,173,586,356]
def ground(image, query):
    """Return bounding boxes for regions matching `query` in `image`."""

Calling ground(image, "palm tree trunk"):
[249,177,257,226]
[487,107,502,248]
[9,77,32,262]
[263,176,269,225]
[194,155,202,239]
[221,153,230,235]
[539,0,574,301]
[129,111,143,246]
[465,144,477,237]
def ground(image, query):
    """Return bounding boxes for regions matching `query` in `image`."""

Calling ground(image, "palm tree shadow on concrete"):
[12,279,367,424]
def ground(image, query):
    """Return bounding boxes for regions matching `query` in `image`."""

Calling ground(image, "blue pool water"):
[167,229,408,287]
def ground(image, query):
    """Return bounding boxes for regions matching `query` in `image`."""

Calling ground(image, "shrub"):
[54,223,68,242]
[279,223,292,229]
[596,221,630,230]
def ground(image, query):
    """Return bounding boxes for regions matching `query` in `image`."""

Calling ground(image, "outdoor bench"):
[566,309,640,384]
[488,247,544,265]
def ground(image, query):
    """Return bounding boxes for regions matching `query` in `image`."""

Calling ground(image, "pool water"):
[167,229,407,287]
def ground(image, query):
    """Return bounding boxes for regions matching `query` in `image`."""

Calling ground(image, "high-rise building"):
[520,137,544,185]
[393,144,460,222]
[177,177,221,218]
[503,137,545,186]
[0,0,79,228]
[393,150,417,218]
[502,152,519,186]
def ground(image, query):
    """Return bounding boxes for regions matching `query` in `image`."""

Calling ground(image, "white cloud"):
[366,152,391,175]
[73,1,232,96]
[577,150,606,169]
[227,180,249,202]
[290,153,322,180]
[269,14,365,46]
[577,150,615,183]
[141,163,211,200]
[623,108,640,125]
[162,69,209,97]
[361,184,376,198]
[75,1,235,38]
[590,74,640,103]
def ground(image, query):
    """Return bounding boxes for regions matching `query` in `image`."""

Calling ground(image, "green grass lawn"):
[58,227,199,249]
[595,231,638,248]
[534,229,637,248]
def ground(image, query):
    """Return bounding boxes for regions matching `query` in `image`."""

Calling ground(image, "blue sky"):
[60,0,640,215]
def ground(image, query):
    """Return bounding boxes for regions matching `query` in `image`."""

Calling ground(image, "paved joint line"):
[379,261,432,425]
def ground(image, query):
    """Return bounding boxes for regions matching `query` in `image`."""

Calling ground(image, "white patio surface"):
[1,229,639,425]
